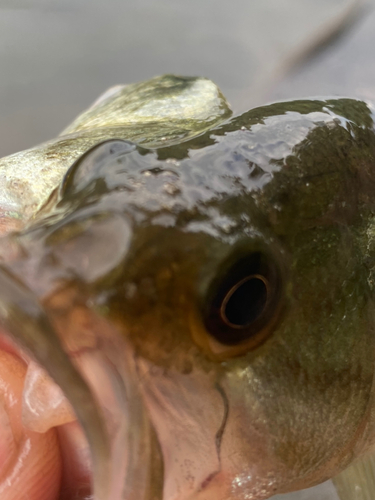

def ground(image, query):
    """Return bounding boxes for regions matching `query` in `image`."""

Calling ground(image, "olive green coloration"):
[0,77,375,499]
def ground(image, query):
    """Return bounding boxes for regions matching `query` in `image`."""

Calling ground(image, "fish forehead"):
[59,104,324,212]
[54,97,375,240]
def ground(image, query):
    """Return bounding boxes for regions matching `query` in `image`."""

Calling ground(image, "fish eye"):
[203,252,282,350]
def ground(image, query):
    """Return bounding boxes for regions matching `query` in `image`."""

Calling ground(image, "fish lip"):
[0,276,163,500]
[0,324,93,499]
[0,265,114,499]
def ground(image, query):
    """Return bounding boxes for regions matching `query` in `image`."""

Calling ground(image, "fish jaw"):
[43,287,163,500]
[136,358,280,500]
[0,190,162,499]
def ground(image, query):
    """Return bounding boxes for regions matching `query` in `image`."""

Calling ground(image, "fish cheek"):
[97,226,212,368]
[231,226,375,490]
[217,314,375,496]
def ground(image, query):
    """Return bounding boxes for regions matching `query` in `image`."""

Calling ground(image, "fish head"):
[1,81,375,500]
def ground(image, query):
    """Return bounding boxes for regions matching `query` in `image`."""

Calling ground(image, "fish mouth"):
[0,270,235,500]
[0,334,92,499]
[0,267,161,500]
[0,331,95,500]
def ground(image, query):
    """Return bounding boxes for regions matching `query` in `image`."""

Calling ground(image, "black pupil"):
[223,276,267,328]
[204,252,280,346]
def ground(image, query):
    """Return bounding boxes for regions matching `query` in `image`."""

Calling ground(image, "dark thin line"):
[300,169,339,181]
[214,382,229,467]
[198,382,230,492]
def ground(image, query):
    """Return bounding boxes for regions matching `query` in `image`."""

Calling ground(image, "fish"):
[0,74,373,500]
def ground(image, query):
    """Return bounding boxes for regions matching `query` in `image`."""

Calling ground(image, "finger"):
[0,350,62,500]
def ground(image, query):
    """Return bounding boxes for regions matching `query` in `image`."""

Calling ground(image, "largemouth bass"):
[0,75,373,500]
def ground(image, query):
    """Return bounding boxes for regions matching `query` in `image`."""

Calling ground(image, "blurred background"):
[0,0,373,158]
[0,1,373,498]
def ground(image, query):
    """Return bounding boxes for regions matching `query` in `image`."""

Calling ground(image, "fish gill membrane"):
[0,75,374,500]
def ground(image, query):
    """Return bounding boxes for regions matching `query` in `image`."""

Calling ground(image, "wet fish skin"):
[1,78,375,499]
[0,75,231,226]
